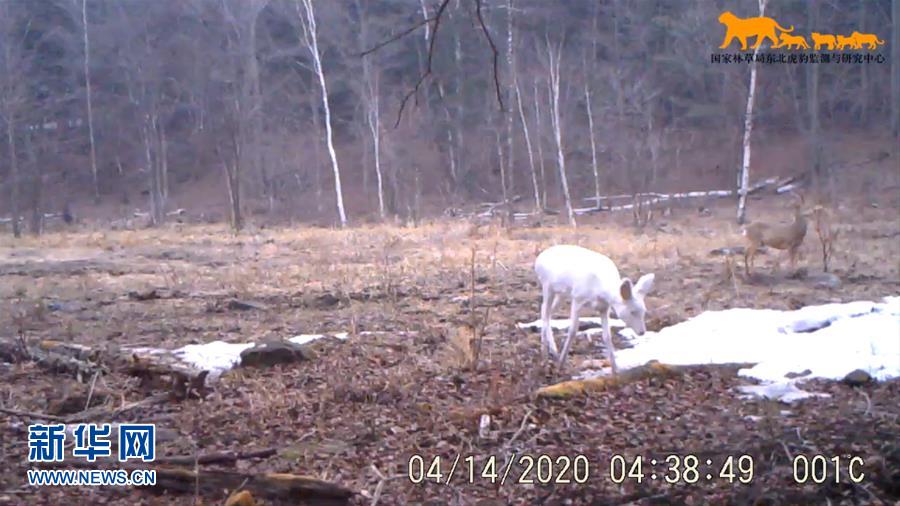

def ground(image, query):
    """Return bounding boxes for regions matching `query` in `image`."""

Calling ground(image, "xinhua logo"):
[717,11,885,52]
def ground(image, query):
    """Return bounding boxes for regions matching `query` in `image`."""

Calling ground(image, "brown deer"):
[742,192,809,277]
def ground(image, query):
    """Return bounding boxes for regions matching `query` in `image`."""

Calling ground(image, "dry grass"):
[1,195,899,505]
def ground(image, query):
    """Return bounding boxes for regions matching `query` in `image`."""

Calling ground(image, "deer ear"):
[620,279,633,301]
[635,273,655,295]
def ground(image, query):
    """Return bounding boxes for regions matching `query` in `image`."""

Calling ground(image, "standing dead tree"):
[78,0,100,202]
[296,0,348,227]
[358,1,386,220]
[514,74,540,212]
[736,0,768,225]
[545,33,575,227]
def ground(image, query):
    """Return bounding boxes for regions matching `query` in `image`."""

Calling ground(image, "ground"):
[1,193,899,505]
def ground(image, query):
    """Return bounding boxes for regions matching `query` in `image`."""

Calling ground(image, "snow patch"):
[523,296,900,403]
[288,332,350,346]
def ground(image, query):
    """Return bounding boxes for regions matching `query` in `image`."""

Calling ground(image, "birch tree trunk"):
[358,0,385,219]
[514,77,540,212]
[584,83,600,209]
[364,61,385,219]
[547,36,575,227]
[81,0,100,202]
[297,0,347,227]
[736,0,767,225]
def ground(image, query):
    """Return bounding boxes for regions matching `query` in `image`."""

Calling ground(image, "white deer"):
[534,244,655,373]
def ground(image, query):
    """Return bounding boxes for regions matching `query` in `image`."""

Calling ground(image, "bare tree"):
[296,0,347,227]
[532,77,547,210]
[893,0,899,140]
[514,75,539,212]
[0,1,24,237]
[584,82,600,209]
[736,0,768,225]
[358,0,386,220]
[79,0,99,202]
[546,33,575,227]
[504,0,515,202]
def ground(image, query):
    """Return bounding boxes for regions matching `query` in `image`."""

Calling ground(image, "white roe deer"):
[534,245,655,374]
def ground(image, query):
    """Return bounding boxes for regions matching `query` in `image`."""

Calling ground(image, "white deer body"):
[534,244,655,373]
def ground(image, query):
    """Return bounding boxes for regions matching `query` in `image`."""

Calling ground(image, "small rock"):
[128,289,159,301]
[227,299,268,311]
[785,369,812,379]
[240,341,310,368]
[478,414,491,439]
[843,369,872,386]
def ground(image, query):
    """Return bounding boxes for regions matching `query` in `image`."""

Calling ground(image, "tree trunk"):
[5,105,20,238]
[514,77,540,212]
[584,83,601,209]
[454,29,466,192]
[24,131,43,236]
[366,68,385,220]
[505,0,515,199]
[547,36,575,227]
[299,0,347,227]
[82,0,100,203]
[159,117,169,201]
[533,78,547,209]
[892,0,899,139]
[308,88,323,213]
[736,0,767,225]
[223,111,244,232]
[496,129,507,203]
[247,20,272,213]
[806,0,827,200]
[142,119,163,226]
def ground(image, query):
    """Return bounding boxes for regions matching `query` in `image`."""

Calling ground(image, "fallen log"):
[132,208,186,219]
[576,177,787,215]
[535,361,683,399]
[0,212,62,224]
[0,337,105,378]
[42,461,355,504]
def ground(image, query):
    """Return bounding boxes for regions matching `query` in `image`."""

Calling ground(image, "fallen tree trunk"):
[536,361,756,399]
[575,177,789,215]
[536,361,683,398]
[0,212,62,224]
[42,461,355,504]
[0,337,105,378]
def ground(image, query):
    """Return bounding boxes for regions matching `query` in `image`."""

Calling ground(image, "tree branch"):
[473,0,504,112]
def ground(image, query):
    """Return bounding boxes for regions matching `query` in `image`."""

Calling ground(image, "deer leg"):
[539,286,555,359]
[601,306,618,376]
[557,299,583,369]
[745,244,756,277]
[546,293,561,357]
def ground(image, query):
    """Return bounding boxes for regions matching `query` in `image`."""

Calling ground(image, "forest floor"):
[0,194,899,505]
